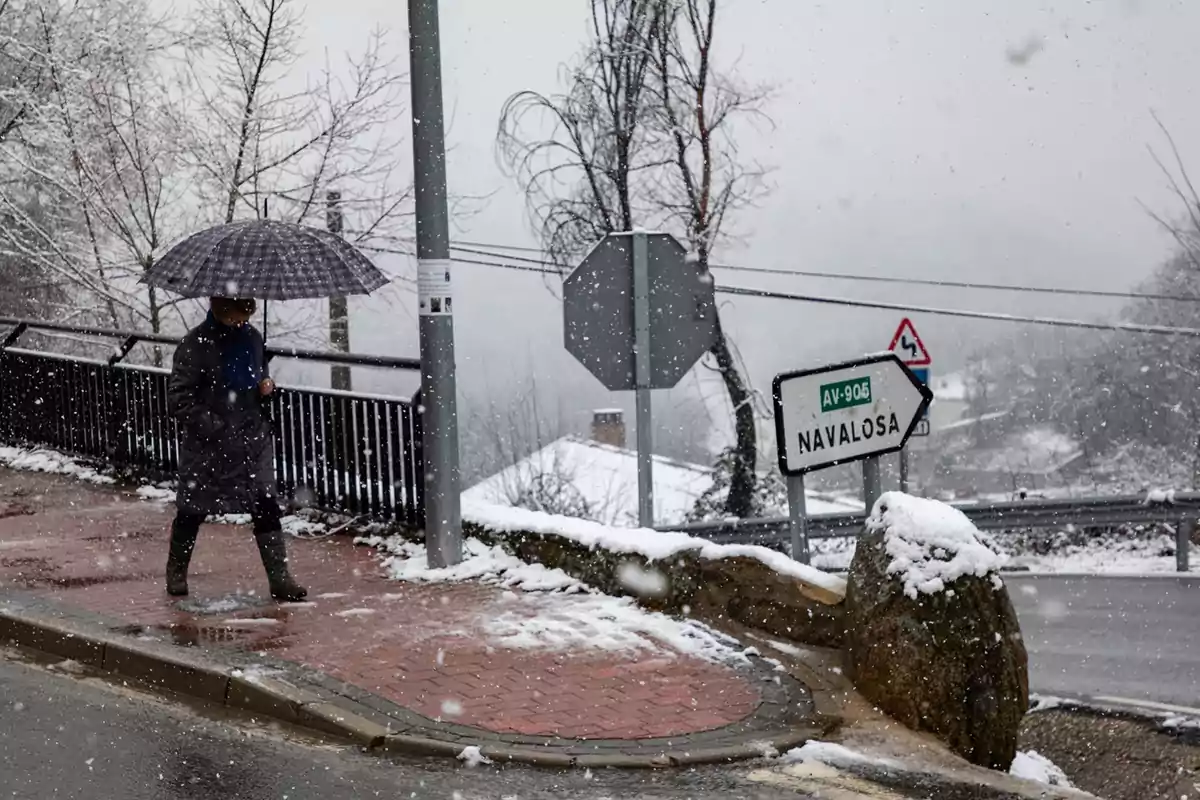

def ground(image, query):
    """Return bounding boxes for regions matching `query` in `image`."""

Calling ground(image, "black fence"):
[0,319,425,528]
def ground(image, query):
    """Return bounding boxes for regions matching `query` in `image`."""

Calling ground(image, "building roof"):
[465,436,862,527]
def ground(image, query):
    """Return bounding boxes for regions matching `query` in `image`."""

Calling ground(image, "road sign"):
[909,366,931,438]
[563,233,717,392]
[772,353,933,475]
[888,317,931,366]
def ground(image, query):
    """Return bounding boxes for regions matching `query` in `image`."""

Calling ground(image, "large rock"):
[844,492,1028,770]
[468,521,847,648]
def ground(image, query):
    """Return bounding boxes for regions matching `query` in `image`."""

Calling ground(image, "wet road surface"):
[0,651,816,799]
[1008,574,1200,708]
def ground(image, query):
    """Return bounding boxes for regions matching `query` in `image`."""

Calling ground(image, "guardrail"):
[658,493,1198,571]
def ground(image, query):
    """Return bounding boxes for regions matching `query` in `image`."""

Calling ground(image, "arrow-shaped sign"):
[772,353,933,475]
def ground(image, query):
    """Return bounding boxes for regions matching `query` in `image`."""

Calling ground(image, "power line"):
[716,285,1200,339]
[360,243,1200,338]
[449,241,1195,304]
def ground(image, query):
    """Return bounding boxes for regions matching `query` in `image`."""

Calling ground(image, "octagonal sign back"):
[563,233,718,391]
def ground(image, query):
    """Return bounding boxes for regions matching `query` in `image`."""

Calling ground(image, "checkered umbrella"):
[142,219,388,300]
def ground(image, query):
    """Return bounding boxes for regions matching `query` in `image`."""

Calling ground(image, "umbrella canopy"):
[142,219,389,300]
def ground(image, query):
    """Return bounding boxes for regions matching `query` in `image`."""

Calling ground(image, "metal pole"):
[632,231,654,528]
[899,448,909,493]
[863,455,882,512]
[787,473,810,564]
[1178,518,1193,573]
[326,190,352,392]
[408,0,461,567]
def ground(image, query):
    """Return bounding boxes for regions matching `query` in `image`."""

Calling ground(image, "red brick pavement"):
[0,472,761,740]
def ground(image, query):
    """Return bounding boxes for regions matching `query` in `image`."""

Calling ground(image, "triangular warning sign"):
[888,317,931,366]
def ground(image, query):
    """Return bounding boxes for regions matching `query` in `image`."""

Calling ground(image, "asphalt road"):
[1008,574,1200,709]
[0,651,814,800]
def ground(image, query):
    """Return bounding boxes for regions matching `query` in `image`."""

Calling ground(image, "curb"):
[0,594,837,769]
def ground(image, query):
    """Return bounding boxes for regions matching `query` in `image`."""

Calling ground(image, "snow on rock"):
[457,746,492,767]
[867,492,1007,600]
[0,446,115,485]
[781,740,899,770]
[464,500,846,597]
[1009,750,1073,788]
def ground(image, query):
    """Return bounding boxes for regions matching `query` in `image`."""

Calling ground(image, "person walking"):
[164,296,307,602]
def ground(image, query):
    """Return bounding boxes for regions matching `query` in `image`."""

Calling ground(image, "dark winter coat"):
[168,316,275,515]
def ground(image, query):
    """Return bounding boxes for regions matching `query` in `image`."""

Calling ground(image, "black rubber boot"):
[254,529,307,602]
[165,521,198,597]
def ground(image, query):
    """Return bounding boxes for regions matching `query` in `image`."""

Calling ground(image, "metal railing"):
[659,493,1198,571]
[0,318,425,528]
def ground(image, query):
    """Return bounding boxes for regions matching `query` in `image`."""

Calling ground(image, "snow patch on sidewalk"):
[1010,750,1073,788]
[365,536,749,664]
[484,591,749,664]
[0,446,114,485]
[868,492,1007,599]
[463,500,846,596]
[136,484,176,503]
[365,535,588,593]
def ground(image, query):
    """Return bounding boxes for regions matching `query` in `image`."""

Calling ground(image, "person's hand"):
[259,378,275,397]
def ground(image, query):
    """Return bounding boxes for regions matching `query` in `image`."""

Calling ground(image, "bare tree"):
[497,0,667,270]
[648,0,770,516]
[176,0,412,348]
[497,0,771,517]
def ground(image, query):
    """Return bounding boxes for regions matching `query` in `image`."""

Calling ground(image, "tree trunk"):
[710,315,757,518]
[148,280,163,368]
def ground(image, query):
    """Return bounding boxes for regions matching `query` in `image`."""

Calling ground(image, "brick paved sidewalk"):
[0,469,813,748]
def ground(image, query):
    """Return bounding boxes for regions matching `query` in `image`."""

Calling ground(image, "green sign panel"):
[820,375,872,413]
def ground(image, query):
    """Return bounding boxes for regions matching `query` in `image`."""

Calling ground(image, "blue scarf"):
[208,311,261,392]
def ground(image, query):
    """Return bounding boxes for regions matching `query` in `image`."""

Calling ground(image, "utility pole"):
[408,0,462,567]
[326,190,352,391]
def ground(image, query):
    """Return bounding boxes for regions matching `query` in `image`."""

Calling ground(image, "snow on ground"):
[790,530,1197,575]
[136,484,176,502]
[457,745,492,767]
[781,740,899,770]
[464,499,847,597]
[1009,750,1073,788]
[1005,532,1199,574]
[364,535,750,665]
[867,492,1007,598]
[0,446,115,485]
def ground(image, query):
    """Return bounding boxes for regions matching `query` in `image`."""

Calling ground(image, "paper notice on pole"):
[418,259,453,316]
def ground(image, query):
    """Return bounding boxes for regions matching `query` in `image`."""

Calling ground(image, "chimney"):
[591,409,626,448]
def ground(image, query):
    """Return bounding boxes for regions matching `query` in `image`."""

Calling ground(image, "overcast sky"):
[275,0,1200,459]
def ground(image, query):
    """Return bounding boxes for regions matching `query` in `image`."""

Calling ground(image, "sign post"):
[773,353,932,562]
[888,318,932,494]
[786,471,810,564]
[563,232,718,528]
[632,232,654,527]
